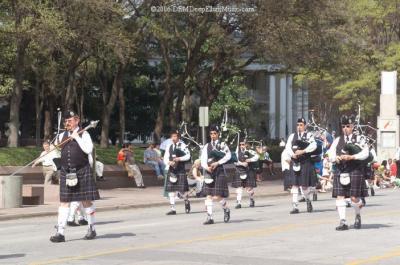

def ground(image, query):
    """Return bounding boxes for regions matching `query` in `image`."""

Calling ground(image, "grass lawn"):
[0,145,146,166]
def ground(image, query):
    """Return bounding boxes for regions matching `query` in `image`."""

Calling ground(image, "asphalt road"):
[1,189,400,265]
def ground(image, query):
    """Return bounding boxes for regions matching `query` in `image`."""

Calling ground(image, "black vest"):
[207,141,225,167]
[292,132,312,162]
[60,130,89,170]
[168,142,186,172]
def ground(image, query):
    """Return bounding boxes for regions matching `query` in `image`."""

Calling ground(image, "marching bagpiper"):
[163,130,191,215]
[284,117,318,214]
[50,110,100,242]
[327,115,369,230]
[232,140,259,208]
[200,125,231,225]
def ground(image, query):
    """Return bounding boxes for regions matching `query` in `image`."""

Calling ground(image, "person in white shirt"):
[327,115,369,231]
[163,130,191,215]
[284,117,318,214]
[50,110,99,243]
[32,141,60,185]
[200,125,231,225]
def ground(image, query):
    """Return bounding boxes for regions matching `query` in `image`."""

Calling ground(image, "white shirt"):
[57,127,93,155]
[163,141,191,171]
[327,134,369,163]
[281,149,291,171]
[200,140,231,170]
[284,131,317,158]
[36,146,60,170]
[234,148,259,167]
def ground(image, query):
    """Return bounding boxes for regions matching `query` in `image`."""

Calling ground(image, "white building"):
[244,64,309,140]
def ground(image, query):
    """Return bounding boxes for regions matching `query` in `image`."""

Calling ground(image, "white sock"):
[291,187,299,208]
[351,199,362,215]
[67,201,79,222]
[205,199,213,217]
[57,207,70,235]
[247,189,254,199]
[219,199,227,209]
[300,186,305,198]
[78,203,86,221]
[168,192,176,210]
[236,188,243,203]
[303,187,311,200]
[336,199,347,221]
[84,205,96,230]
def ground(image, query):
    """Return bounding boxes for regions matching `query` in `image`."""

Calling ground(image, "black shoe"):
[290,208,299,214]
[336,220,349,231]
[299,197,306,202]
[371,187,375,196]
[83,226,97,240]
[223,208,230,223]
[96,176,105,181]
[346,201,352,208]
[50,233,65,243]
[354,214,362,229]
[306,200,313,213]
[235,203,242,209]
[185,200,191,214]
[203,217,214,225]
[78,219,88,226]
[138,185,146,189]
[67,221,79,227]
[249,198,255,208]
[361,198,366,206]
[166,210,176,215]
[313,193,318,201]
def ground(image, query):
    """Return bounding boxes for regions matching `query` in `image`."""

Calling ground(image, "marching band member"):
[285,117,318,214]
[200,125,231,225]
[163,130,191,215]
[232,140,259,209]
[50,110,100,242]
[327,115,369,231]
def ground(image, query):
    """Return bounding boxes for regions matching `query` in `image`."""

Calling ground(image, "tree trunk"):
[34,79,43,146]
[8,38,28,147]
[100,64,123,147]
[154,41,173,141]
[118,79,126,146]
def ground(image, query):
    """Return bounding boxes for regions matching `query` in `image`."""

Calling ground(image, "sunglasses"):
[342,125,351,128]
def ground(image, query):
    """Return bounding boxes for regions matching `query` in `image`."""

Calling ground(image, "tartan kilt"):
[203,166,229,198]
[165,171,189,193]
[231,167,257,188]
[364,166,374,180]
[332,168,367,198]
[60,165,100,202]
[288,159,317,187]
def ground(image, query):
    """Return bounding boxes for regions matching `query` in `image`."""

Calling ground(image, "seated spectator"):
[389,158,397,183]
[319,154,333,192]
[125,144,145,188]
[144,143,166,179]
[32,141,60,185]
[188,159,204,197]
[263,146,275,176]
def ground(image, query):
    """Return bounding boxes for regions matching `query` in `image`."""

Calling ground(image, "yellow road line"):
[29,210,400,265]
[346,247,400,265]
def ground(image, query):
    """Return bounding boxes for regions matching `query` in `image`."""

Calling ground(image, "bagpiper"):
[163,130,191,215]
[231,140,259,209]
[50,110,100,242]
[327,115,369,230]
[284,117,318,214]
[200,125,231,225]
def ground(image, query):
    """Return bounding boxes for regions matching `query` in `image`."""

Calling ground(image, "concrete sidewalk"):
[0,180,288,221]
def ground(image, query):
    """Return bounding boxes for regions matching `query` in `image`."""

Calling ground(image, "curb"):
[0,191,289,221]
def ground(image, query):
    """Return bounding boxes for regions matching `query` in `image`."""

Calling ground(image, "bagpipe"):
[291,138,311,171]
[168,143,188,183]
